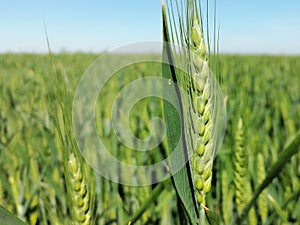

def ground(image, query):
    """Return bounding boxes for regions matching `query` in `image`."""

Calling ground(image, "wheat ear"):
[67,153,93,225]
[234,117,258,224]
[233,117,247,214]
[221,169,234,224]
[189,17,213,207]
[257,152,268,223]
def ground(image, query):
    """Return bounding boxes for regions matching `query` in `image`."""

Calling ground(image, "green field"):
[0,53,300,224]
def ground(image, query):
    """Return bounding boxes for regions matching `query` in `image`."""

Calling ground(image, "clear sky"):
[0,0,299,54]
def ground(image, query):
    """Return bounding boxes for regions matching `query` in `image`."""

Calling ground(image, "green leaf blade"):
[0,206,28,225]
[162,2,199,224]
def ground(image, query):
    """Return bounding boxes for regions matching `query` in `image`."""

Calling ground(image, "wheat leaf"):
[0,206,28,225]
[162,1,199,224]
[205,208,219,225]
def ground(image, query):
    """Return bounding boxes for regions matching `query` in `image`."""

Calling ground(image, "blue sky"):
[0,0,299,54]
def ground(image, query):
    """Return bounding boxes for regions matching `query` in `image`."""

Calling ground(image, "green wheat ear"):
[233,117,247,214]
[67,152,94,225]
[233,117,257,224]
[190,16,213,208]
[186,12,225,217]
[257,152,268,223]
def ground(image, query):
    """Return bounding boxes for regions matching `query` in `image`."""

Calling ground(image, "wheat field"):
[0,52,299,224]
